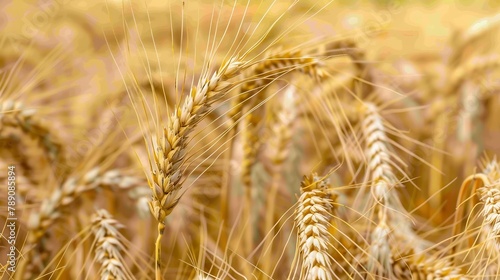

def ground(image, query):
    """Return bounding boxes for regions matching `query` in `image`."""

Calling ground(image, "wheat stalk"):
[228,50,326,126]
[261,85,298,275]
[326,39,373,96]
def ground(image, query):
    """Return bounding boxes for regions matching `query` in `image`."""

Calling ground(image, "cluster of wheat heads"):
[2,0,500,279]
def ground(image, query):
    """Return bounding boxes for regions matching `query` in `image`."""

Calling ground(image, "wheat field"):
[1,0,500,279]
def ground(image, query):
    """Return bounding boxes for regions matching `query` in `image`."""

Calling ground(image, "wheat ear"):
[361,102,401,277]
[456,160,500,276]
[295,173,337,280]
[21,168,141,279]
[150,56,245,279]
[478,182,500,244]
[0,100,67,172]
[392,250,465,279]
[451,13,500,63]
[91,209,129,280]
[448,55,500,95]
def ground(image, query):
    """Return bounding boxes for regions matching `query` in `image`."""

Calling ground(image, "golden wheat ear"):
[20,167,144,279]
[295,173,337,280]
[359,101,436,278]
[148,55,247,279]
[91,209,131,280]
[392,249,466,279]
[0,100,67,173]
[463,158,500,276]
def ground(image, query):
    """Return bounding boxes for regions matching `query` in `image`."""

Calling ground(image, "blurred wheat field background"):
[1,0,500,279]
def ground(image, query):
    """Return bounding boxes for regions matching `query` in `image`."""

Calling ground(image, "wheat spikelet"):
[295,173,337,280]
[91,209,128,280]
[483,158,500,181]
[241,111,263,190]
[367,220,392,277]
[476,160,500,253]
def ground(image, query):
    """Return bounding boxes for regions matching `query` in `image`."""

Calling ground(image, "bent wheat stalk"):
[227,50,326,126]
